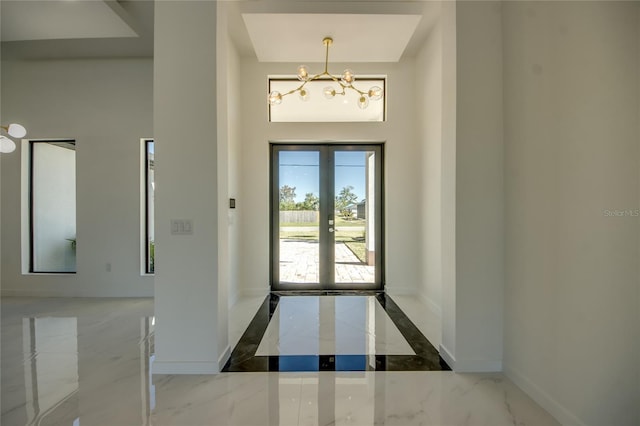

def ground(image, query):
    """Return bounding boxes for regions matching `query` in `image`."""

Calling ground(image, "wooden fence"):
[280,210,319,223]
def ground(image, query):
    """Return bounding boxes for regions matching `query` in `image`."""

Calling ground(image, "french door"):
[270,144,384,291]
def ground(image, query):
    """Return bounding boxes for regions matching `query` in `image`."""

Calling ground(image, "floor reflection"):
[23,317,79,426]
[269,373,387,426]
[149,369,559,425]
[2,311,155,426]
[2,298,559,426]
[257,296,414,357]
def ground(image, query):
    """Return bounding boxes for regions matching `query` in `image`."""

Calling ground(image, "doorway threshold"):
[270,289,384,297]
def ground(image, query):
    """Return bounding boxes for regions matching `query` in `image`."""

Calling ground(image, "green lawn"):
[335,217,366,227]
[279,230,318,240]
[344,241,367,263]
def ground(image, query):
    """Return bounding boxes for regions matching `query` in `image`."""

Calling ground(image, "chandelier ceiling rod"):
[268,37,383,110]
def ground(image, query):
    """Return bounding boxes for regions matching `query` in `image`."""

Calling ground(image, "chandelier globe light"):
[0,123,27,154]
[268,37,383,110]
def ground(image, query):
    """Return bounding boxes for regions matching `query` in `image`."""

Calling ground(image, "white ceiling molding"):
[242,13,422,63]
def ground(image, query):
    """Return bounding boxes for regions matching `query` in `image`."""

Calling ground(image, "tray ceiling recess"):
[242,13,422,63]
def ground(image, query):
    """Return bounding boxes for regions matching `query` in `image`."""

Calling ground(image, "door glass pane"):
[334,151,375,284]
[279,151,320,284]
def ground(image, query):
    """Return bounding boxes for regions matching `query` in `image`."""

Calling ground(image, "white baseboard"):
[1,288,154,298]
[153,345,232,374]
[153,360,219,375]
[218,345,231,371]
[2,288,84,297]
[419,293,442,318]
[439,345,501,372]
[439,344,456,369]
[504,364,586,426]
[454,358,502,372]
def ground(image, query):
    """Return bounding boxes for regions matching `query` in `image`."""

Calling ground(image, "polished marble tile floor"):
[1,296,560,426]
[256,296,414,356]
[224,294,447,372]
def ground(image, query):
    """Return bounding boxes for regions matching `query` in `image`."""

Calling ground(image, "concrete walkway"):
[279,240,375,284]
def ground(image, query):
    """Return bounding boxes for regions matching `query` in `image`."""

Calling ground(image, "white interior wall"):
[439,0,458,364]
[1,58,153,297]
[227,36,241,308]
[215,5,230,357]
[218,3,242,308]
[502,2,640,425]
[415,8,443,319]
[153,1,228,374]
[440,1,505,373]
[237,58,421,296]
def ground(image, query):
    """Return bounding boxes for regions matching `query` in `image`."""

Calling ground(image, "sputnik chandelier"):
[267,37,383,110]
[0,123,27,154]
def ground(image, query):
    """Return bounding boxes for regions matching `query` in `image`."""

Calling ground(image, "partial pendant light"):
[0,136,17,153]
[7,123,26,138]
[357,95,369,110]
[341,69,355,85]
[268,91,283,105]
[0,123,27,154]
[297,65,310,82]
[323,86,336,99]
[267,37,384,110]
[298,88,310,102]
[368,86,384,101]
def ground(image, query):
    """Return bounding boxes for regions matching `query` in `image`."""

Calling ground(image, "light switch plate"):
[171,219,193,235]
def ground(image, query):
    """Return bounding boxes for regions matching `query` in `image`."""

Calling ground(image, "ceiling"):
[1,0,154,59]
[227,1,441,62]
[1,1,138,42]
[0,1,441,61]
[243,13,422,63]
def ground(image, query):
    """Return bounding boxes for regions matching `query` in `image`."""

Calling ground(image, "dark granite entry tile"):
[222,293,450,372]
